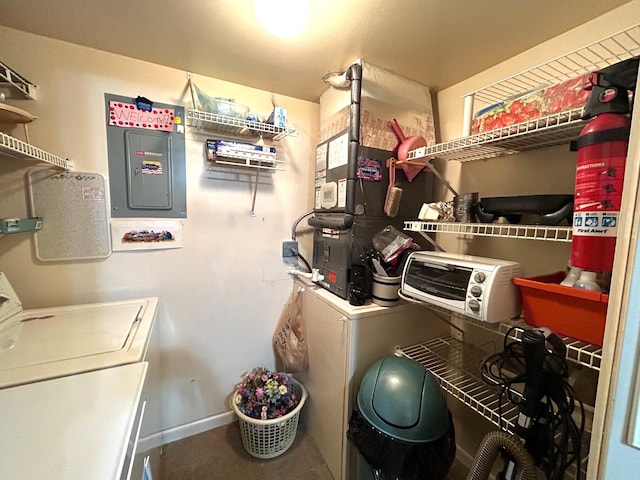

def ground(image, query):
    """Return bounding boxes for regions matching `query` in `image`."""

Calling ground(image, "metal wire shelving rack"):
[407,24,640,163]
[396,16,640,478]
[396,20,639,480]
[396,334,591,479]
[1,63,70,237]
[497,318,603,370]
[1,62,69,170]
[400,218,602,369]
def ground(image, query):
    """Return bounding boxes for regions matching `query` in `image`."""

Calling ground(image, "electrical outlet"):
[282,241,299,258]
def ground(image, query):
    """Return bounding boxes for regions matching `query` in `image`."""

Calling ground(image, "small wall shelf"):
[186,108,298,141]
[0,103,35,124]
[213,157,284,171]
[0,132,72,170]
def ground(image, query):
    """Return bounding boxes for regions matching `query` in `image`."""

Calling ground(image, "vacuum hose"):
[466,431,537,480]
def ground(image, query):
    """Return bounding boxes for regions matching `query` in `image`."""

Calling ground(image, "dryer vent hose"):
[466,431,537,480]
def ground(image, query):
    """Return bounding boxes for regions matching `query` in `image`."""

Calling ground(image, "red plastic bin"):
[512,272,609,347]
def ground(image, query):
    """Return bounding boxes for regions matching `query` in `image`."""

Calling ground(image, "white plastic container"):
[561,265,583,287]
[573,271,602,292]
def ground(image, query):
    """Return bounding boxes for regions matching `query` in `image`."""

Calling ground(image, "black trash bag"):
[347,408,456,480]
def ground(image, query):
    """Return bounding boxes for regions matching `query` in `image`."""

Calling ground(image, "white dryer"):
[0,272,158,389]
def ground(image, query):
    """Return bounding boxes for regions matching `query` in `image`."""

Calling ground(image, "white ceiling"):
[0,0,631,102]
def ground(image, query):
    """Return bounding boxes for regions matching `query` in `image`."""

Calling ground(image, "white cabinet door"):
[298,288,350,480]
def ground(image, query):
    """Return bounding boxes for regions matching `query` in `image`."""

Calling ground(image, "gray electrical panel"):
[124,130,173,210]
[106,93,186,218]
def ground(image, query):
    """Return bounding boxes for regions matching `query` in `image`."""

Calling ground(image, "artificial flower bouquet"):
[234,367,299,420]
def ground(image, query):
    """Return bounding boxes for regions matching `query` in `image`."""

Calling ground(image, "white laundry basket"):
[230,378,308,459]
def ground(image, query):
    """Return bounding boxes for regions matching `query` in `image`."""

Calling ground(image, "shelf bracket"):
[0,61,38,100]
[418,231,445,252]
[462,94,474,137]
[0,217,42,234]
[250,168,260,216]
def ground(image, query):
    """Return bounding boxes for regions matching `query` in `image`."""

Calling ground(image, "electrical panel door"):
[125,130,172,210]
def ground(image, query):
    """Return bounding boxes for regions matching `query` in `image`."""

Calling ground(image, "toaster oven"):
[400,251,523,323]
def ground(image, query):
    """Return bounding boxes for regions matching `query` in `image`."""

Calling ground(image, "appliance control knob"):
[474,272,486,283]
[468,299,480,312]
[470,285,482,297]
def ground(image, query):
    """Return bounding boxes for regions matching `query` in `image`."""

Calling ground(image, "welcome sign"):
[109,101,175,132]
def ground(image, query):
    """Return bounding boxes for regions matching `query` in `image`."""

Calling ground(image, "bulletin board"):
[28,169,112,262]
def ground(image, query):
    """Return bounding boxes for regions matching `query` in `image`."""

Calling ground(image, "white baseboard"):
[138,411,237,451]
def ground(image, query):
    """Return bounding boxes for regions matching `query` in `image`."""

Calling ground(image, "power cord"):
[479,327,585,480]
[290,209,314,273]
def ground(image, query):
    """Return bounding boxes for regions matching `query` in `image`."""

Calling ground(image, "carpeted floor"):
[158,421,469,480]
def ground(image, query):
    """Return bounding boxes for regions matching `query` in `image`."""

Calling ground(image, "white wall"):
[0,26,318,442]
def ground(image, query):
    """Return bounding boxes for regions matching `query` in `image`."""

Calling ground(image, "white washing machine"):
[0,271,160,480]
[0,362,149,480]
[0,272,158,389]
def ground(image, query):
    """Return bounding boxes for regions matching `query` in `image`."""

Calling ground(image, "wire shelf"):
[397,335,591,480]
[0,132,71,169]
[186,108,298,141]
[396,336,520,432]
[402,301,602,371]
[408,23,640,163]
[213,158,284,171]
[488,317,602,371]
[407,108,586,163]
[404,220,573,242]
[470,24,640,107]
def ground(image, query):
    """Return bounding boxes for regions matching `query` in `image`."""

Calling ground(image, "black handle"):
[520,329,546,422]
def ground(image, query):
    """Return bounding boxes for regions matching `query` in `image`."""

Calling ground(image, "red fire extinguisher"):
[570,57,638,273]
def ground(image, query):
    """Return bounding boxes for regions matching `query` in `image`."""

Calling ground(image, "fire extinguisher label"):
[573,211,618,237]
[574,155,626,211]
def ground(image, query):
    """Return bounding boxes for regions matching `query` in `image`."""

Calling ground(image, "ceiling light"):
[254,0,310,39]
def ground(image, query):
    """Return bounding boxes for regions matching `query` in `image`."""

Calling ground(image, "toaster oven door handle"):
[416,261,455,272]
